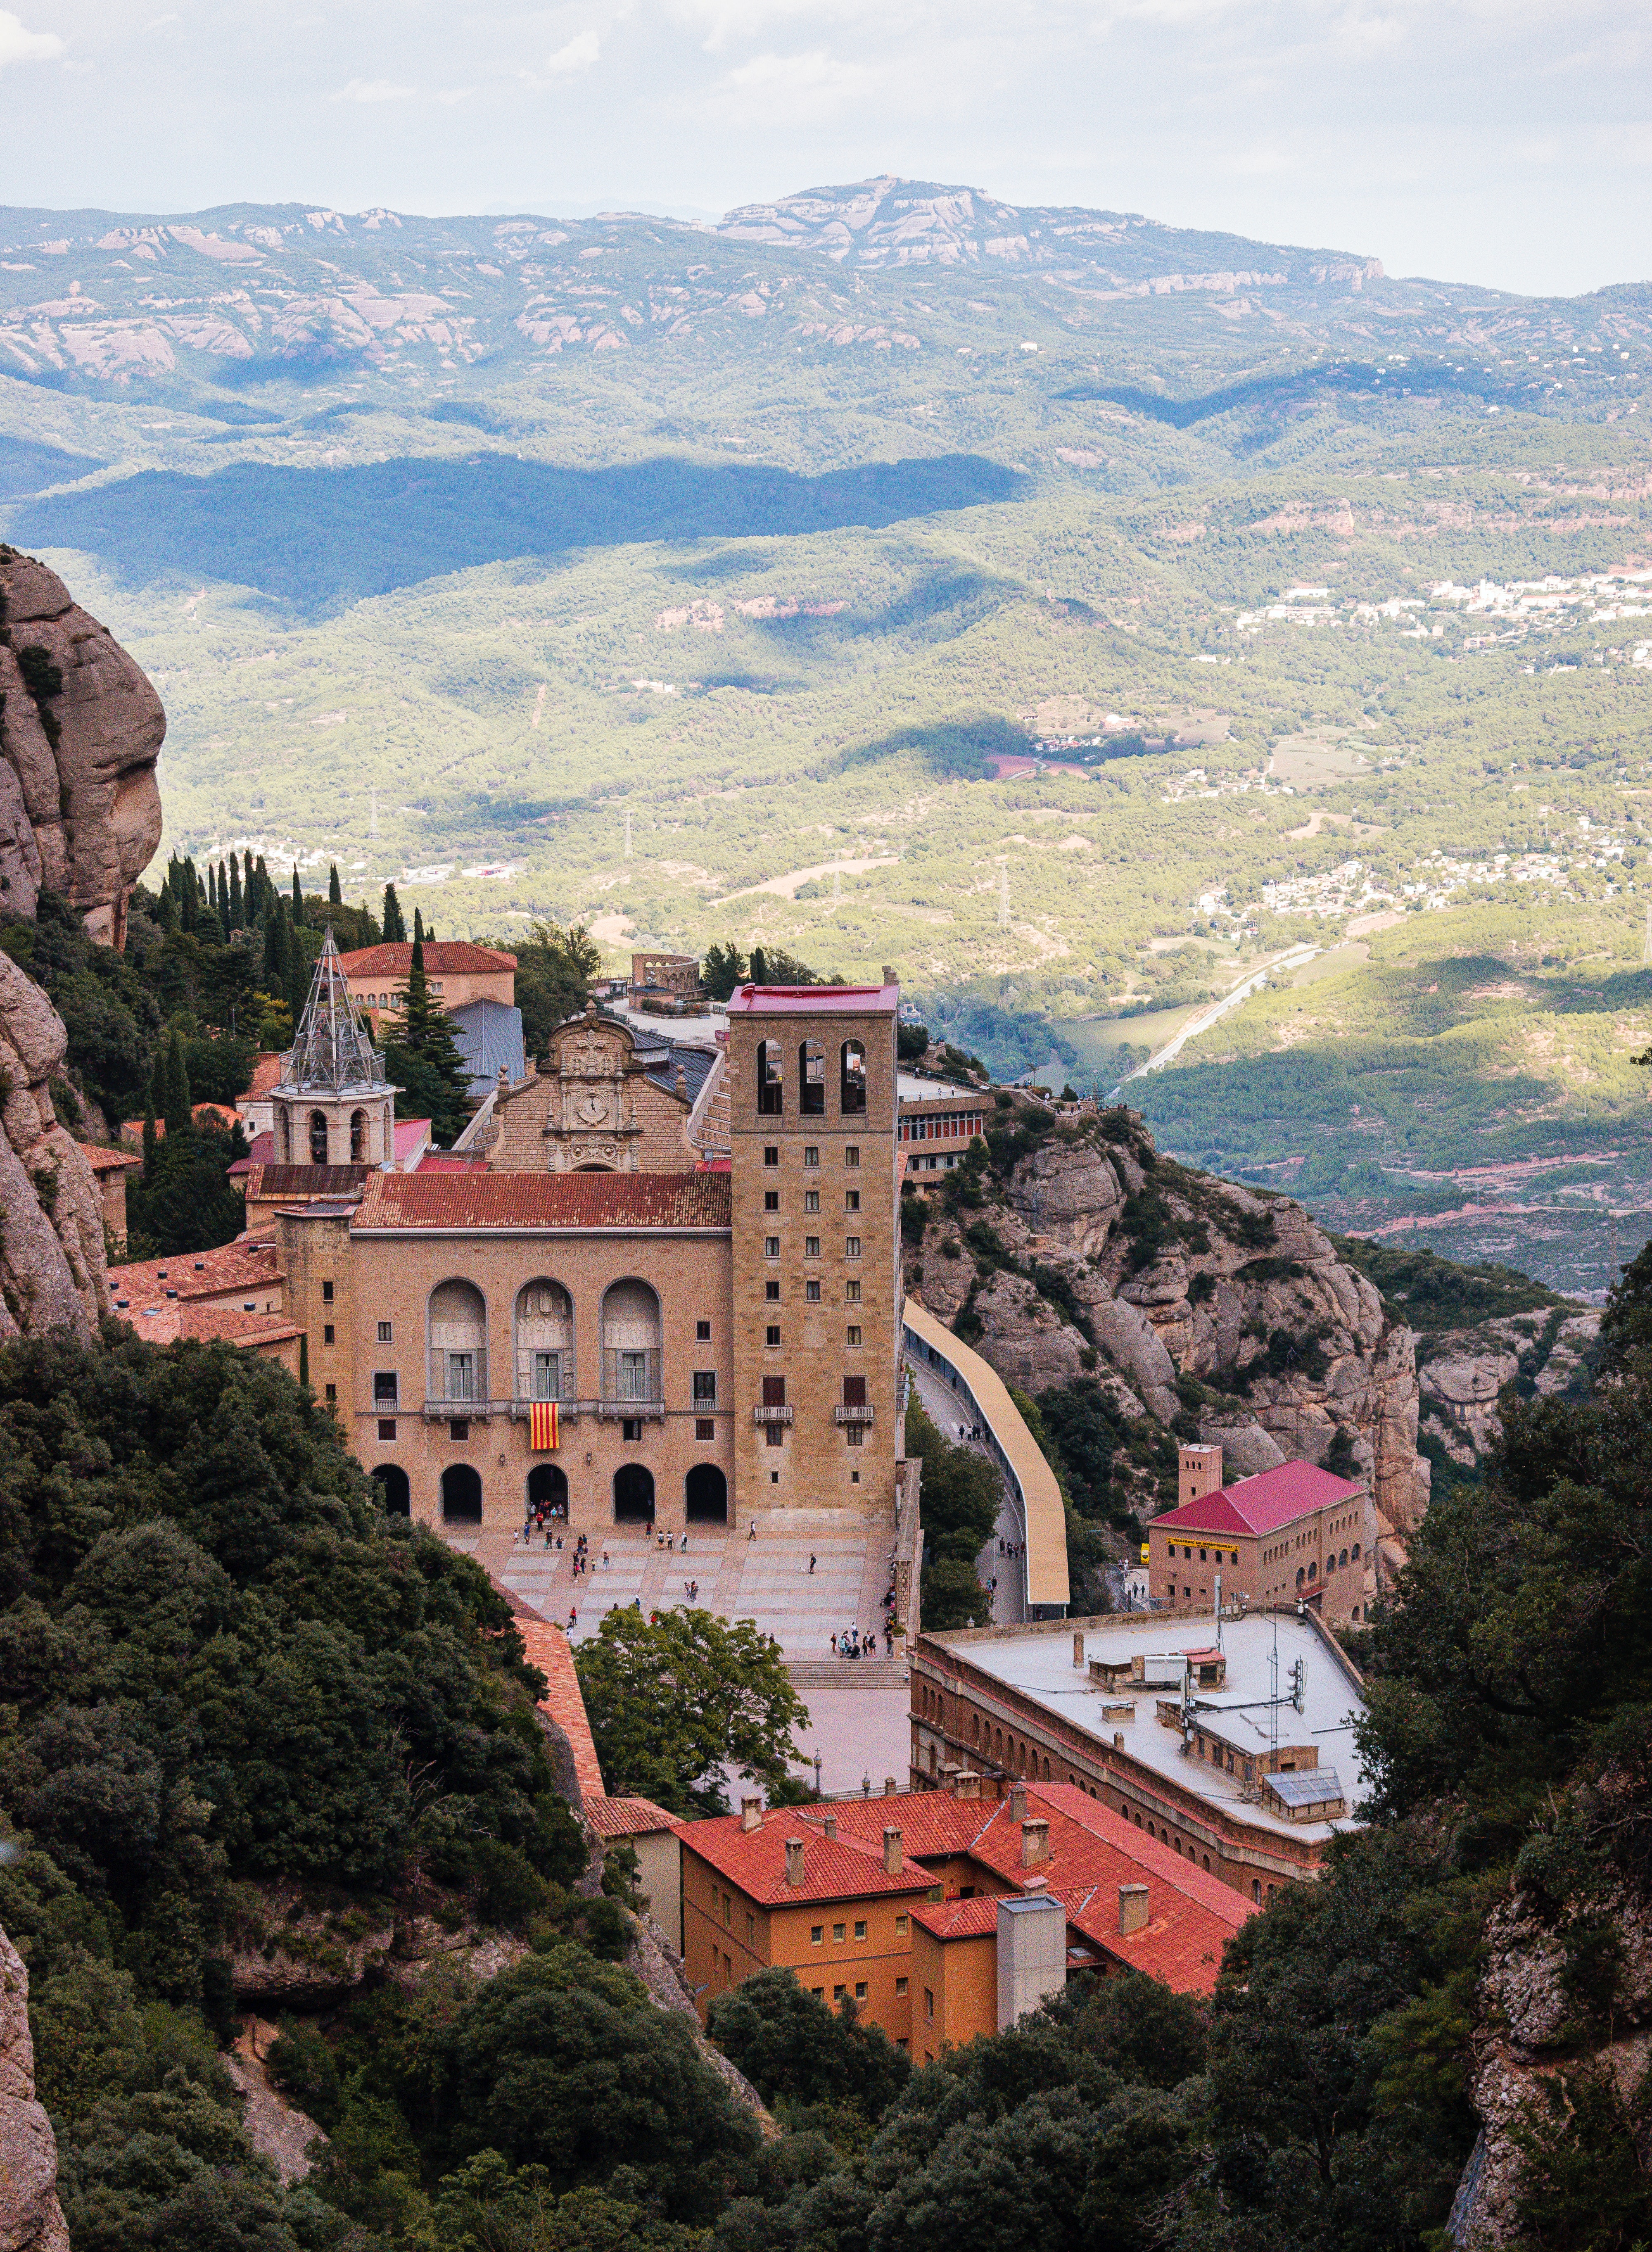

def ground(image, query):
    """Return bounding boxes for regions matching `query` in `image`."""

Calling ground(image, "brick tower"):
[725,981,901,1523]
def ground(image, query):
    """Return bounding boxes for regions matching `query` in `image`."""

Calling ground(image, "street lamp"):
[812,1752,823,1795]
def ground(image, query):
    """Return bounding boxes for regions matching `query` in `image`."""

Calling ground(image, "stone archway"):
[614,1464,655,1523]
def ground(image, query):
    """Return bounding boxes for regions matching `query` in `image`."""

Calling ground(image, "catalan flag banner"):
[529,1401,560,1451]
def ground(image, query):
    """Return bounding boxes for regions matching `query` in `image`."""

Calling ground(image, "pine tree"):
[750,945,769,987]
[228,855,244,930]
[162,1030,192,1138]
[328,862,342,906]
[382,883,406,944]
[385,934,472,1146]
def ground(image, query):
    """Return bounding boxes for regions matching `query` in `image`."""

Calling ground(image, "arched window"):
[840,1039,866,1115]
[1308,1561,1317,1581]
[277,1108,291,1162]
[372,1463,410,1516]
[527,1463,568,1519]
[1252,1879,1261,1903]
[799,1039,826,1116]
[601,1280,661,1402]
[1351,1542,1361,1560]
[686,1463,728,1523]
[1202,1854,1211,1871]
[1296,1567,1306,1590]
[515,1278,574,1400]
[1351,1605,1361,1623]
[441,1464,482,1524]
[350,1108,368,1163]
[614,1464,655,1523]
[429,1280,487,1403]
[1338,1548,1348,1570]
[757,1038,783,1116]
[309,1109,329,1164]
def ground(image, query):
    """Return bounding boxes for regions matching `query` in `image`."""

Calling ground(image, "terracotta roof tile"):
[1157,1460,1365,1539]
[246,1053,286,1100]
[353,1170,733,1233]
[77,1142,140,1175]
[108,1242,283,1304]
[337,941,517,978]
[512,1617,605,1801]
[676,1805,935,1906]
[112,1300,299,1351]
[242,1164,373,1200]
[586,1794,677,1839]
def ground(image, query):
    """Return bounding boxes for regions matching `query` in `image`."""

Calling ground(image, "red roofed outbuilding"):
[1148,1449,1375,1626]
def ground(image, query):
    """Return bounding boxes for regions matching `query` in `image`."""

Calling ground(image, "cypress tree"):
[264,897,289,988]
[292,865,303,915]
[299,1332,309,1389]
[382,883,406,944]
[328,862,342,906]
[750,945,769,986]
[229,855,244,930]
[157,884,179,935]
[142,1064,160,1178]
[180,859,198,932]
[162,1030,192,1137]
[413,905,425,945]
[208,863,218,919]
[254,855,270,919]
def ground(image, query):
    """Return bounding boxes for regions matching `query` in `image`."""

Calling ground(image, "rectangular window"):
[622,1418,642,1443]
[847,1326,862,1348]
[765,1423,784,1445]
[804,1189,820,1212]
[854,1920,867,1941]
[765,1280,781,1302]
[446,1351,475,1400]
[764,1145,779,1166]
[324,1383,336,1403]
[377,1320,393,1343]
[843,1376,866,1406]
[377,1419,396,1442]
[813,1987,825,2000]
[895,1976,909,1997]
[764,1236,780,1259]
[845,1146,860,1167]
[765,1326,781,1348]
[845,1279,862,1303]
[323,1324,335,1346]
[834,1985,846,2003]
[805,1280,821,1302]
[855,1981,867,2003]
[696,1418,715,1441]
[924,1988,934,2023]
[374,1371,398,1406]
[322,1280,335,1304]
[811,1926,824,1946]
[833,1923,845,1944]
[745,1913,754,1944]
[448,1418,469,1441]
[764,1190,780,1212]
[619,1350,649,1401]
[805,1236,820,1259]
[803,1145,820,1167]
[697,1319,712,1341]
[723,1896,731,1927]
[895,1917,909,1939]
[763,1378,786,1405]
[845,1237,861,1259]
[845,1190,861,1212]
[693,1371,717,1403]
[845,1423,864,1446]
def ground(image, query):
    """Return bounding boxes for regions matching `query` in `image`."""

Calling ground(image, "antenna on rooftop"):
[1269,1621,1280,1772]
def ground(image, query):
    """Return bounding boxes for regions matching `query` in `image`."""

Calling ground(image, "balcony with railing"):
[753,1404,794,1426]
[834,1403,876,1425]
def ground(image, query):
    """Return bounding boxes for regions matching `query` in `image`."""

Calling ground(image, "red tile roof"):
[909,1893,1006,1939]
[112,1299,299,1351]
[353,1170,733,1233]
[726,982,899,1017]
[512,1615,606,1801]
[337,941,517,978]
[246,1053,286,1101]
[1155,1459,1365,1539]
[77,1141,140,1175]
[676,1806,935,1907]
[241,1163,373,1201]
[586,1794,677,1840]
[108,1241,283,1304]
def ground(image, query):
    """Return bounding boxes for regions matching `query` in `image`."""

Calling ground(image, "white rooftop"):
[947,1611,1368,1844]
[898,1073,985,1105]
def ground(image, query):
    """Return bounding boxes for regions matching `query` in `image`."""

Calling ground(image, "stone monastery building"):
[270,935,904,1538]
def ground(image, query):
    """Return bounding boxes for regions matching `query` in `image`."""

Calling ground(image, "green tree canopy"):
[382,936,473,1145]
[514,922,600,1059]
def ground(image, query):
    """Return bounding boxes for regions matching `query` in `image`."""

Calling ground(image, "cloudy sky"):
[0,0,1647,296]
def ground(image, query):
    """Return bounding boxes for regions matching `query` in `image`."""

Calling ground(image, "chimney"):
[784,1838,805,1888]
[1113,1732,1125,1750]
[741,1796,762,1833]
[953,1770,981,1801]
[1021,1819,1049,1869]
[822,1814,838,1841]
[883,1827,903,1874]
[1072,1631,1085,1668]
[883,1776,899,1797]
[1009,1781,1028,1822]
[1119,1883,1149,1936]
[1179,1443,1222,1508]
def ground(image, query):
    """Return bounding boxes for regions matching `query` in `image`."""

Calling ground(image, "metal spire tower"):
[283,929,387,1095]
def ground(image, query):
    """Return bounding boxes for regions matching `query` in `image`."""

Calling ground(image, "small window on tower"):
[803,1145,819,1168]
[764,1190,780,1211]
[764,1236,780,1258]
[844,1146,860,1167]
[697,1320,712,1341]
[764,1145,779,1167]
[322,1280,335,1304]
[766,1326,781,1347]
[377,1320,392,1344]
[845,1190,860,1212]
[696,1418,715,1441]
[847,1325,862,1347]
[765,1280,781,1302]
[845,1279,862,1303]
[805,1280,821,1302]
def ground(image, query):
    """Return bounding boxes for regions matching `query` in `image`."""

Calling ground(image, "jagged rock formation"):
[0,1924,70,2252]
[0,550,164,947]
[911,1104,1428,1537]
[0,549,164,1338]
[1419,1309,1598,1468]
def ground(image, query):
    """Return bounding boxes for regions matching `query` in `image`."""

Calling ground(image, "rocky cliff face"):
[0,549,164,1337]
[0,1924,69,2252]
[910,1103,1429,1543]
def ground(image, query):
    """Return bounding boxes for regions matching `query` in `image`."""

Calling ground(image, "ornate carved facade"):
[485,1003,702,1174]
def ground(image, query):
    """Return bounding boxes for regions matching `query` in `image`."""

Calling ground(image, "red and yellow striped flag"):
[529,1401,560,1450]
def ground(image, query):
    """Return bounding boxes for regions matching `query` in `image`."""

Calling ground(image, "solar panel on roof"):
[1267,1769,1343,1806]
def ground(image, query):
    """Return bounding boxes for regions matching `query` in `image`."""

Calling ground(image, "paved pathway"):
[905,1353,1026,1627]
[444,1513,899,1656]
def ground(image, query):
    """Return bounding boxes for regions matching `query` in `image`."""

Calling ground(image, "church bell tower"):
[271,928,398,1166]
